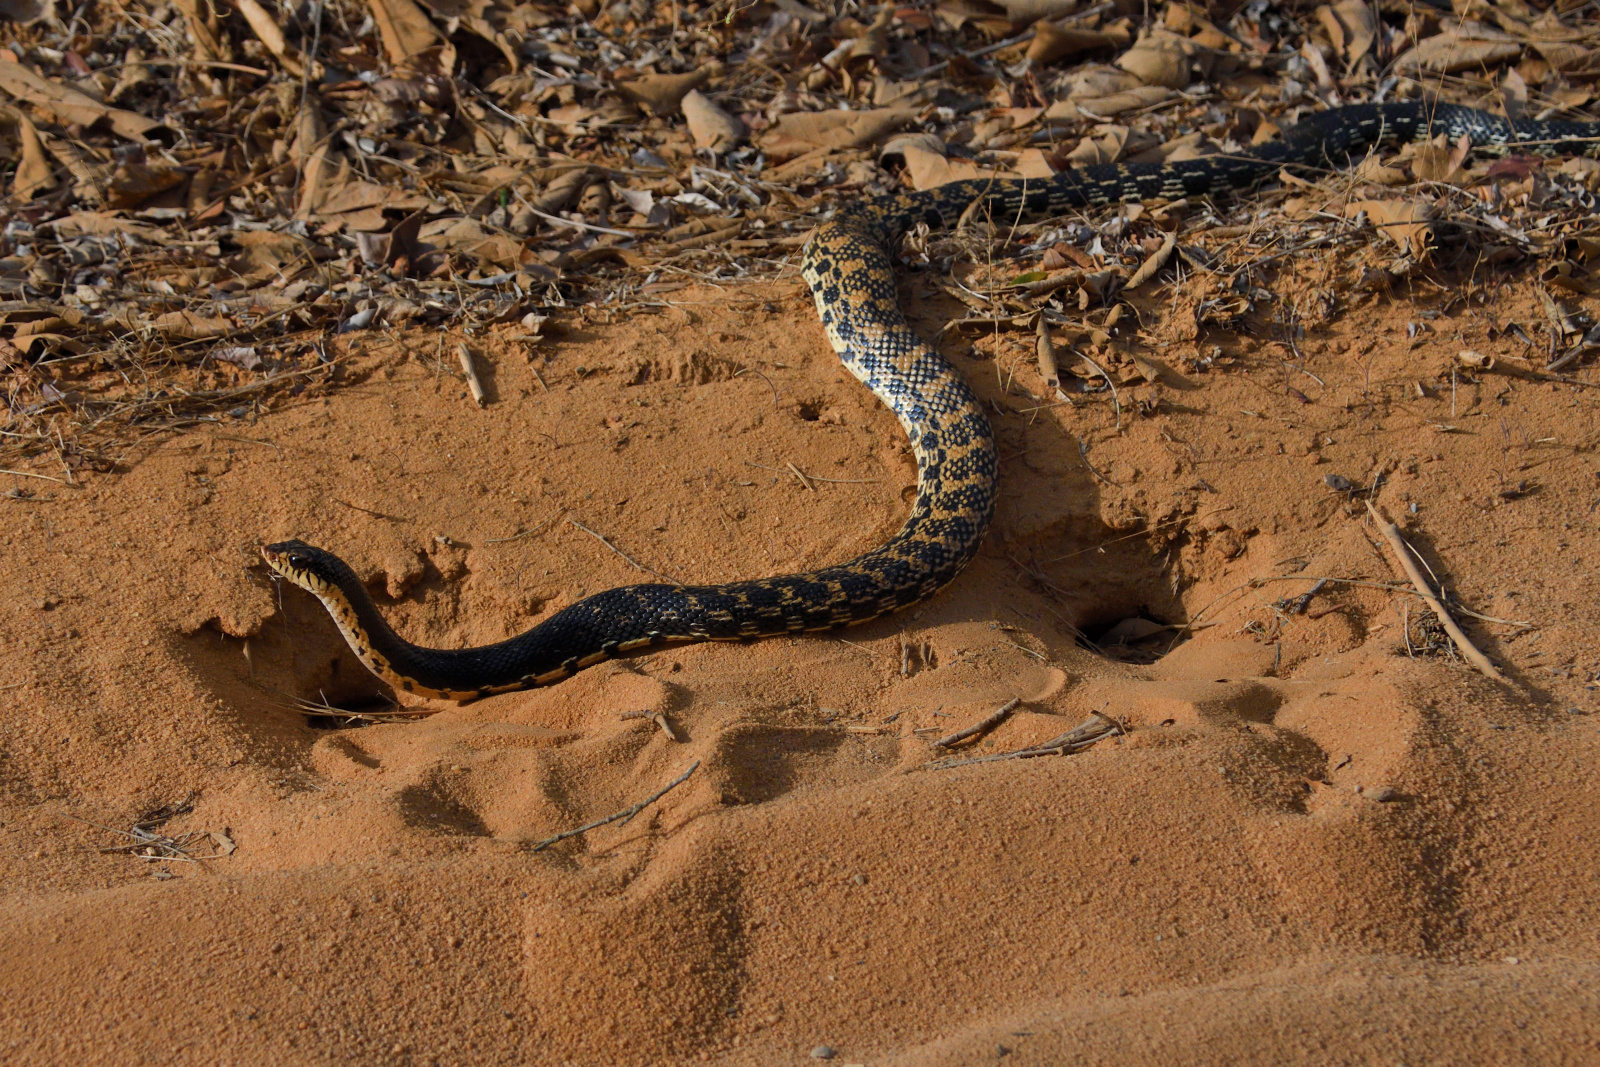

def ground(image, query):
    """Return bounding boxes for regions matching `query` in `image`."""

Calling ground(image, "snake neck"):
[303,566,440,694]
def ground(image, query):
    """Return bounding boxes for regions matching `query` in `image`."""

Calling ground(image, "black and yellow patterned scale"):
[264,102,1600,700]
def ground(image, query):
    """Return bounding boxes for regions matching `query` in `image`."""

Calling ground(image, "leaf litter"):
[0,0,1595,475]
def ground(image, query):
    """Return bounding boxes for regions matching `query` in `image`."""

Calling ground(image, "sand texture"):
[3,281,1600,1065]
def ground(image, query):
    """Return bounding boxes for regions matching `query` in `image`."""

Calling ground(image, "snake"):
[263,102,1600,701]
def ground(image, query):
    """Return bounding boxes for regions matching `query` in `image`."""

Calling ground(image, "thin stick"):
[458,344,488,407]
[96,58,272,76]
[925,713,1120,770]
[334,499,403,521]
[1364,501,1508,684]
[652,713,680,742]
[786,461,815,491]
[567,517,681,585]
[528,760,700,853]
[932,697,1020,749]
[734,367,780,410]
[1,469,67,483]
[745,461,877,484]
[1287,578,1329,614]
[1074,351,1121,431]
[1035,315,1061,393]
[522,204,637,238]
[1077,439,1115,486]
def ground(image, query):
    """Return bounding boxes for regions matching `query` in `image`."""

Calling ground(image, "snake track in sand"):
[263,101,1600,700]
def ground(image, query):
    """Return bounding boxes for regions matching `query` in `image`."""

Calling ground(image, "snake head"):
[262,539,350,594]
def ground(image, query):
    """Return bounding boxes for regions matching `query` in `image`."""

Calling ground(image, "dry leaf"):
[1316,0,1377,67]
[235,0,306,77]
[1301,42,1334,90]
[0,58,164,141]
[530,167,596,214]
[48,212,168,243]
[1044,85,1172,123]
[998,0,1082,24]
[14,333,82,358]
[1036,316,1060,390]
[1405,138,1470,184]
[1353,155,1408,185]
[313,181,435,219]
[212,347,262,371]
[1116,37,1193,89]
[1061,125,1131,166]
[1393,33,1522,74]
[1346,199,1433,259]
[761,107,916,161]
[3,107,53,199]
[422,217,527,270]
[1027,24,1116,65]
[152,311,231,340]
[617,68,714,116]
[1500,67,1529,121]
[107,163,186,209]
[293,107,337,218]
[898,141,1022,189]
[366,0,435,63]
[171,0,230,64]
[936,0,1013,36]
[681,90,745,153]
[1127,229,1176,288]
[1530,39,1594,75]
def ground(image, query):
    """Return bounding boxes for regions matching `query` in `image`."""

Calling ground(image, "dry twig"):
[528,760,700,853]
[1365,501,1508,684]
[458,344,488,407]
[932,697,1020,748]
[924,713,1121,771]
[568,517,681,586]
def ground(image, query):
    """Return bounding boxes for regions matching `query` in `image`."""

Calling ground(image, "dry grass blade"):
[62,793,232,866]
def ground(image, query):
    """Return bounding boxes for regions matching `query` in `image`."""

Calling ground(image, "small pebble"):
[1368,786,1397,802]
[1324,473,1352,492]
[811,1046,836,1060]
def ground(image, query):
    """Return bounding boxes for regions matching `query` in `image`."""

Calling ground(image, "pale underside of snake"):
[262,101,1600,701]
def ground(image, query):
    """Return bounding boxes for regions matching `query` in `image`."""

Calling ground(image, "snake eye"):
[287,553,307,568]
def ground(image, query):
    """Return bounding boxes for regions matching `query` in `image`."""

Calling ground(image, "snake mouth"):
[260,544,299,579]
[260,539,334,592]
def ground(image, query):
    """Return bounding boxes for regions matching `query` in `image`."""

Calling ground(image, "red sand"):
[3,277,1598,1064]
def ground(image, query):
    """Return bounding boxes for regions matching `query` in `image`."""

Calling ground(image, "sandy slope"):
[2,277,1599,1064]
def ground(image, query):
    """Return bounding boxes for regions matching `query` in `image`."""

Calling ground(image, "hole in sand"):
[1078,611,1181,664]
